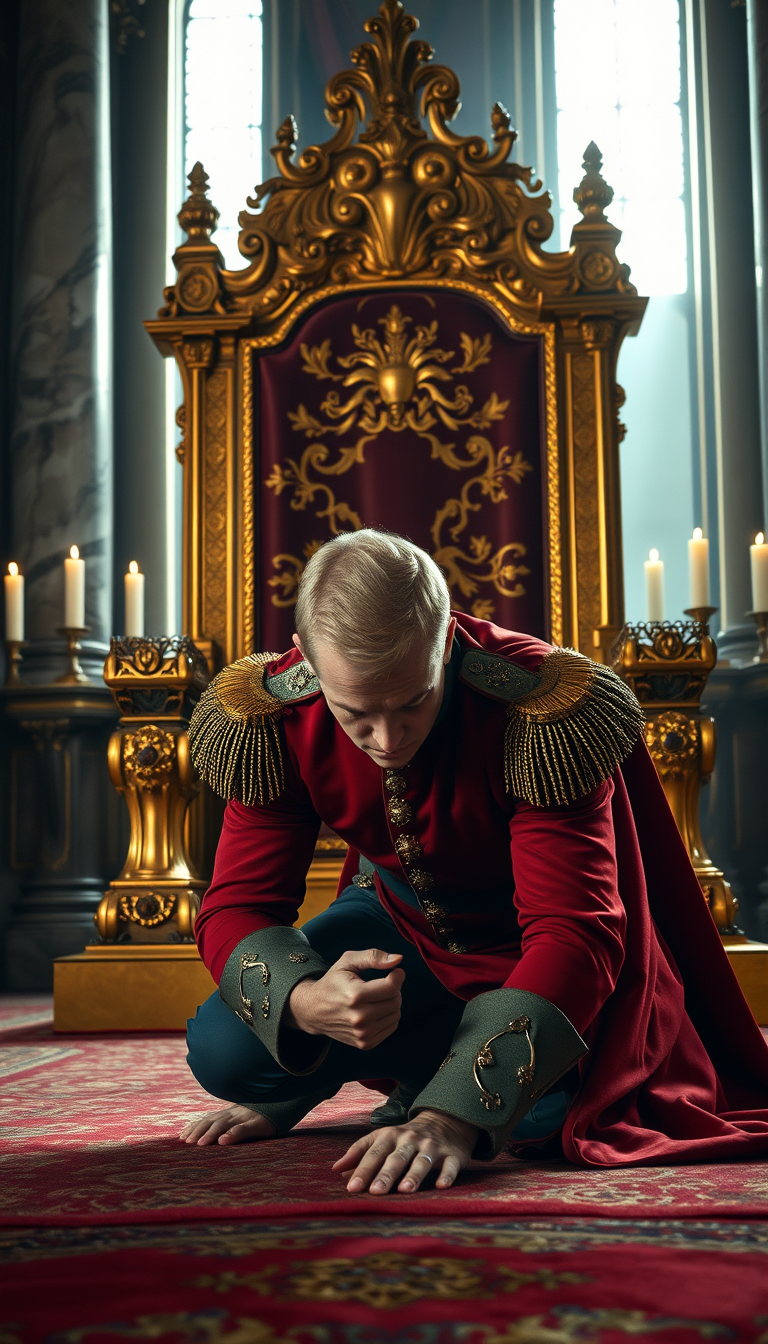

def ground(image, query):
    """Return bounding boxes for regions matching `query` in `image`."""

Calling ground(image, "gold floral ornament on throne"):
[266,302,533,621]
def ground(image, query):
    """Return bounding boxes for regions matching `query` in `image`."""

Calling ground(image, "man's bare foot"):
[180,1104,277,1146]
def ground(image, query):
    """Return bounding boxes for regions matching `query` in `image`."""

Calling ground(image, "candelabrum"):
[749,611,768,663]
[94,636,210,944]
[3,639,26,686]
[55,627,92,685]
[612,608,740,936]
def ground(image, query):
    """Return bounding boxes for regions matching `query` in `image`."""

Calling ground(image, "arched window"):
[555,0,696,621]
[184,0,264,268]
[555,0,686,296]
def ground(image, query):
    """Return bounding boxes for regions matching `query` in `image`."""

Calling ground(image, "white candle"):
[750,532,768,611]
[645,548,665,622]
[125,561,145,637]
[4,563,24,641]
[688,527,710,608]
[64,545,85,628]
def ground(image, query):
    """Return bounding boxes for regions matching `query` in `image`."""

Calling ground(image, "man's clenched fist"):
[286,947,404,1049]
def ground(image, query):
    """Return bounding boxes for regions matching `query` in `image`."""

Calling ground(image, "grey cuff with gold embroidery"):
[219,928,331,1076]
[409,988,587,1161]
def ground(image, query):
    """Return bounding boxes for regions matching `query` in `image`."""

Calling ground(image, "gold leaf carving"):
[452,331,492,374]
[204,370,229,648]
[225,0,613,328]
[300,339,345,382]
[570,352,601,653]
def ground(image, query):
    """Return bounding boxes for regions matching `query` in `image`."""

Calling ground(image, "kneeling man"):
[182,529,768,1193]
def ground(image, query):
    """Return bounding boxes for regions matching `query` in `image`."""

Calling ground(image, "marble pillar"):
[9,0,113,644]
[747,0,768,536]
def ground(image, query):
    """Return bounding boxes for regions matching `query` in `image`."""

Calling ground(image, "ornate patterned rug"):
[1,1002,768,1226]
[2,1215,768,1342]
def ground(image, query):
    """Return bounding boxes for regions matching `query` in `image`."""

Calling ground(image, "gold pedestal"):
[54,944,215,1032]
[93,636,210,946]
[52,636,212,1030]
[613,614,739,933]
[613,616,768,1023]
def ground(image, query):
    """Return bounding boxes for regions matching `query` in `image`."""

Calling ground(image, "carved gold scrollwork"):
[123,726,176,789]
[644,711,700,778]
[266,306,532,619]
[580,318,615,350]
[179,268,218,312]
[222,0,611,324]
[119,890,177,927]
[181,338,215,369]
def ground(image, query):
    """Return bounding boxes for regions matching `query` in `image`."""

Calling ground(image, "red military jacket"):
[195,614,768,1166]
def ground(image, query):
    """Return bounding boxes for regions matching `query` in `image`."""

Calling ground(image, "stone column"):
[0,0,116,989]
[9,0,113,644]
[747,0,768,536]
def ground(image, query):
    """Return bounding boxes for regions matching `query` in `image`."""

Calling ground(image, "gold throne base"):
[724,941,768,1025]
[53,858,345,1032]
[53,944,216,1032]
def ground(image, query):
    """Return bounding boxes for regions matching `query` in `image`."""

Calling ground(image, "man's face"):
[293,617,456,769]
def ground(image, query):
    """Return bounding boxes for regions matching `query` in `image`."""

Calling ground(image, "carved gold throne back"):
[146,0,647,883]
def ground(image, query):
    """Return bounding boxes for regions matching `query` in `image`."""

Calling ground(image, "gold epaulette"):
[188,654,319,805]
[460,647,644,808]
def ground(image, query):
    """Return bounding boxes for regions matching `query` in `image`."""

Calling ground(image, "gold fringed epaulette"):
[503,649,644,808]
[188,653,288,805]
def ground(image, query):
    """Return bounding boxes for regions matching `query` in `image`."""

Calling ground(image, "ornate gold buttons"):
[409,867,435,892]
[387,796,413,826]
[382,767,466,954]
[394,833,423,863]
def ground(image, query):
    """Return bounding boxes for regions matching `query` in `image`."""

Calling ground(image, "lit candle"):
[688,527,710,608]
[4,562,24,641]
[750,532,768,612]
[645,548,665,622]
[64,545,85,628]
[125,561,145,637]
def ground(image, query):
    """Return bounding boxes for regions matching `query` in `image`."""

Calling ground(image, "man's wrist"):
[417,1108,479,1146]
[286,977,321,1034]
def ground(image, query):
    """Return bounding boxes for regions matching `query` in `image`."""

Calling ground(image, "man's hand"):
[286,948,405,1049]
[332,1109,478,1194]
[181,1105,277,1146]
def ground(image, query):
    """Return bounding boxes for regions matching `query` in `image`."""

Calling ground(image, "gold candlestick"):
[612,612,741,936]
[55,626,92,685]
[748,611,768,663]
[684,605,718,629]
[4,639,26,686]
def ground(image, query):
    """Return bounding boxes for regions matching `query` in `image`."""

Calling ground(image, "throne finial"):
[573,142,614,222]
[178,162,220,242]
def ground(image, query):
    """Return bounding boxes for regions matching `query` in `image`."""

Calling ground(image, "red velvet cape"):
[196,614,768,1165]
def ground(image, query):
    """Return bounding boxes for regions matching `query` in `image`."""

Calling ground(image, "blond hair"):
[295,530,451,678]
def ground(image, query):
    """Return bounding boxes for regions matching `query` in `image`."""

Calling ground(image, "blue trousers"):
[186,885,465,1108]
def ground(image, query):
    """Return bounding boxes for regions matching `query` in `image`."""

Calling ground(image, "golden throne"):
[146,0,647,900]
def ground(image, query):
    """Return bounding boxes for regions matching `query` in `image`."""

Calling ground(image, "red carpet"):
[2,1006,768,1225]
[2,1000,768,1340]
[2,1215,768,1341]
